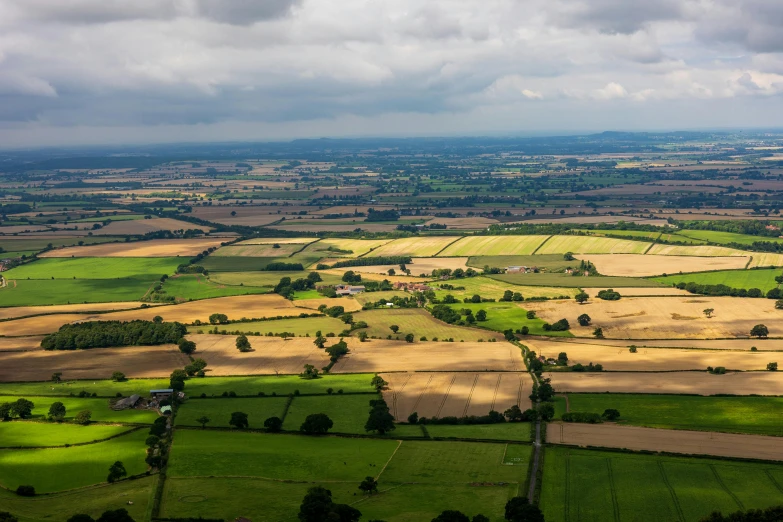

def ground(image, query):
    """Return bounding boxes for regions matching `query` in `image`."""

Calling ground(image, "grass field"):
[370,237,461,257]
[536,236,651,255]
[4,257,182,279]
[0,395,159,424]
[677,229,783,246]
[0,428,149,492]
[652,268,781,292]
[0,422,137,447]
[1,475,153,522]
[201,255,322,272]
[176,397,289,428]
[162,274,270,300]
[356,308,501,342]
[456,302,573,337]
[282,394,379,434]
[489,272,665,288]
[0,379,171,397]
[300,238,394,257]
[438,236,550,256]
[210,270,344,287]
[193,315,347,336]
[0,277,154,306]
[566,393,783,436]
[431,275,578,300]
[540,446,783,522]
[183,374,377,396]
[424,422,532,442]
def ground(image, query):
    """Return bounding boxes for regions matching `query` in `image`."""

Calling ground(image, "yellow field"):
[210,244,302,257]
[749,253,783,267]
[581,254,749,277]
[0,302,154,321]
[536,236,650,255]
[437,235,550,256]
[307,238,395,257]
[0,336,45,351]
[40,238,227,257]
[645,244,747,257]
[370,237,462,257]
[293,297,363,312]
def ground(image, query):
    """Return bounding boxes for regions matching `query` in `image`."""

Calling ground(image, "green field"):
[573,229,663,241]
[201,256,322,272]
[456,302,573,337]
[283,394,379,434]
[176,397,289,428]
[541,446,783,522]
[0,379,171,397]
[438,235,550,256]
[0,395,160,424]
[489,272,666,288]
[0,277,154,306]
[677,229,783,246]
[1,475,153,522]
[210,270,344,287]
[431,275,578,300]
[424,422,532,442]
[566,393,783,436]
[652,268,781,292]
[161,274,269,300]
[0,422,137,447]
[0,236,120,253]
[0,429,149,492]
[356,308,499,342]
[190,315,347,336]
[4,257,183,279]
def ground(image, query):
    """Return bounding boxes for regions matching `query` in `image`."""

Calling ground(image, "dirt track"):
[549,422,783,461]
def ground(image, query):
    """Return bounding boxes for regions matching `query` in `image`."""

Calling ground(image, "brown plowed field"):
[188,334,331,376]
[381,371,532,421]
[332,339,522,373]
[0,336,45,351]
[525,339,773,371]
[0,302,153,321]
[0,314,90,336]
[0,345,189,381]
[525,296,779,339]
[579,254,749,277]
[41,238,226,257]
[549,423,783,461]
[545,371,783,395]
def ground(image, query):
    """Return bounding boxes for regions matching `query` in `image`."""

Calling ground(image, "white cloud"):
[592,82,629,99]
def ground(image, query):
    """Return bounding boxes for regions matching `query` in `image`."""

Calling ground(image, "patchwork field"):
[646,243,747,257]
[355,308,502,342]
[370,236,462,257]
[653,268,781,292]
[582,254,749,277]
[0,301,153,320]
[3,257,183,279]
[536,236,651,255]
[331,257,469,276]
[40,237,226,257]
[0,344,189,381]
[545,370,783,395]
[381,371,532,421]
[300,238,394,257]
[526,296,780,339]
[437,235,550,256]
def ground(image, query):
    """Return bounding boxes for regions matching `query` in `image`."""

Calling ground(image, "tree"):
[526,310,536,319]
[96,509,135,522]
[313,334,327,348]
[502,290,514,302]
[111,371,126,382]
[209,313,228,325]
[67,515,95,522]
[575,291,589,304]
[371,375,388,391]
[536,403,555,421]
[602,408,621,421]
[577,313,591,326]
[196,415,210,428]
[152,315,163,324]
[776,299,783,310]
[768,362,778,371]
[504,496,544,522]
[387,268,396,276]
[407,412,419,424]
[264,416,283,432]
[48,401,66,421]
[472,516,490,522]
[504,404,524,422]
[300,364,319,380]
[557,352,568,365]
[145,435,160,447]
[0,513,18,522]
[751,324,769,338]
[236,334,252,352]
[390,324,399,333]
[51,372,62,383]
[229,411,249,429]
[703,308,714,318]
[359,476,378,495]
[15,485,34,497]
[107,461,127,483]
[405,333,415,343]
[476,309,487,321]
[563,252,575,261]
[593,327,604,338]
[178,338,196,354]
[298,486,361,522]
[10,399,33,419]
[432,511,470,522]
[365,399,395,435]
[230,210,237,217]
[75,410,92,425]
[300,413,333,434]
[470,294,481,303]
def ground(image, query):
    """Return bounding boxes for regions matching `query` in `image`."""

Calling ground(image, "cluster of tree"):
[341,271,362,283]
[530,377,555,402]
[274,273,321,299]
[107,461,127,483]
[319,305,346,318]
[577,313,591,326]
[329,256,412,268]
[412,409,506,426]
[41,320,187,350]
[176,264,206,274]
[699,505,783,522]
[300,364,320,380]
[65,508,137,522]
[236,334,252,352]
[364,294,422,310]
[430,304,462,324]
[262,262,305,271]
[500,290,524,302]
[365,398,396,434]
[596,289,621,300]
[431,496,544,522]
[432,267,479,279]
[561,412,603,423]
[301,413,333,434]
[0,398,34,420]
[571,362,603,372]
[542,318,570,331]
[366,208,400,221]
[298,486,361,522]
[676,281,768,298]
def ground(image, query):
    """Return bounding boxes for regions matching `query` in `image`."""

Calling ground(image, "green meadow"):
[282,394,379,434]
[652,268,781,292]
[4,257,183,279]
[0,395,159,424]
[0,422,137,447]
[0,278,154,306]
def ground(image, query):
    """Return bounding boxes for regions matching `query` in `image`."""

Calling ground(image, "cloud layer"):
[1,0,782,146]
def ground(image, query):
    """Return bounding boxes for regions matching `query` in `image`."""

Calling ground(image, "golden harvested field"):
[525,339,772,371]
[0,314,91,336]
[271,222,401,233]
[549,423,783,461]
[545,371,783,395]
[646,244,747,257]
[301,238,394,257]
[0,345,189,381]
[424,217,499,229]
[330,257,469,276]
[550,337,783,351]
[580,254,749,277]
[536,236,650,255]
[332,339,523,373]
[95,218,212,235]
[235,238,316,245]
[525,296,779,339]
[370,237,462,257]
[381,372,532,421]
[356,308,502,342]
[293,297,363,312]
[0,302,153,321]
[211,244,303,257]
[749,253,783,268]
[584,287,691,297]
[437,235,550,256]
[186,334,331,375]
[0,336,45,352]
[41,238,227,257]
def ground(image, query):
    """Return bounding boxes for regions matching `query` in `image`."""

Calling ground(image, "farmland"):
[40,238,226,257]
[0,278,158,307]
[653,267,781,292]
[3,257,182,279]
[536,236,651,255]
[583,254,750,277]
[355,308,502,342]
[0,422,137,447]
[370,236,461,257]
[438,235,550,256]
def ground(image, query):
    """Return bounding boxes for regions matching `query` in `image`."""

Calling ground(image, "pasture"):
[457,302,573,337]
[0,278,156,307]
[210,270,343,287]
[0,395,159,423]
[355,308,502,342]
[176,397,289,428]
[282,394,378,434]
[3,257,182,279]
[370,236,462,257]
[676,229,783,246]
[0,422,137,447]
[540,446,783,522]
[653,268,781,292]
[536,236,651,255]
[438,235,550,256]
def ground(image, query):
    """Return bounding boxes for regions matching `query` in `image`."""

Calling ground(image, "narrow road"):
[525,344,542,501]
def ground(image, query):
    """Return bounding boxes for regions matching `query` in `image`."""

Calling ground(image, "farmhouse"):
[393,282,432,292]
[507,266,539,274]
[334,284,365,296]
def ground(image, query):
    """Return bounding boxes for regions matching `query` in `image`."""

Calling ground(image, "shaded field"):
[583,254,749,277]
[0,336,45,351]
[438,235,550,256]
[282,394,379,434]
[0,395,159,423]
[0,422,135,447]
[161,274,270,300]
[489,272,664,288]
[424,422,532,442]
[356,308,502,342]
[4,257,182,279]
[0,302,152,321]
[176,397,289,428]
[540,445,783,522]
[40,237,225,257]
[565,393,783,436]
[653,268,781,292]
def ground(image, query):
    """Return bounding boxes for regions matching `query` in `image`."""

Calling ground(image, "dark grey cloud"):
[548,0,686,34]
[695,1,783,53]
[194,0,301,25]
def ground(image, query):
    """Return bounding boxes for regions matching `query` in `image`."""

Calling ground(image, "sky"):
[0,0,782,147]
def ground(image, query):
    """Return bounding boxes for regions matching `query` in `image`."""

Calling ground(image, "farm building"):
[150,388,174,400]
[335,284,365,296]
[112,394,141,411]
[393,282,432,292]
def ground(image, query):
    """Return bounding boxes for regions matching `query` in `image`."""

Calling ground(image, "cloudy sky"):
[1,0,782,147]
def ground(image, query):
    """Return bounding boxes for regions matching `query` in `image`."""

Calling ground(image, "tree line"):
[41,319,187,350]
